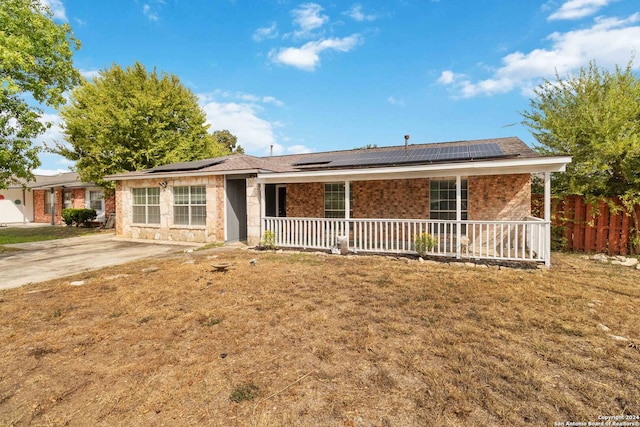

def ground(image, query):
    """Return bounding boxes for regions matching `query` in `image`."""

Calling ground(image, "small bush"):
[414,232,437,257]
[61,208,97,227]
[261,230,277,250]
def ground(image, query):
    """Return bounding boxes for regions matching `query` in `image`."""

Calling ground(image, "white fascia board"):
[106,168,264,181]
[257,156,572,184]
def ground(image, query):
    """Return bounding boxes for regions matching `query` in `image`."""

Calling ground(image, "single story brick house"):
[107,137,571,265]
[28,173,115,225]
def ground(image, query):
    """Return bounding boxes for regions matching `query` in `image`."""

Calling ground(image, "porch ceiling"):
[257,155,572,184]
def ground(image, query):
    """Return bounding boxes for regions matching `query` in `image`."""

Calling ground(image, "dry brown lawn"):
[1,249,639,426]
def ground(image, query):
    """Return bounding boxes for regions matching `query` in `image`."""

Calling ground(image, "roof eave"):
[257,156,572,184]
[105,168,270,181]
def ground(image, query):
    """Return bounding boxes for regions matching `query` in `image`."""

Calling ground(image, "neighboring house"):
[28,173,115,225]
[0,181,34,223]
[107,137,571,266]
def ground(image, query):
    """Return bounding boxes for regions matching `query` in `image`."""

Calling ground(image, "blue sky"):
[35,0,640,174]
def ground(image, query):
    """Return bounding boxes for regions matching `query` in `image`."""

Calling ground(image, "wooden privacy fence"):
[532,195,640,255]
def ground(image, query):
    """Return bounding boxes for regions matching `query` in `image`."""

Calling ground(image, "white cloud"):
[39,0,67,21]
[290,3,329,39]
[33,113,65,150]
[143,4,159,21]
[548,0,613,21]
[387,96,405,106]
[80,69,101,81]
[33,167,72,176]
[344,4,376,22]
[437,70,461,85]
[199,95,278,154]
[438,13,640,98]
[262,96,285,107]
[269,34,362,71]
[253,22,279,42]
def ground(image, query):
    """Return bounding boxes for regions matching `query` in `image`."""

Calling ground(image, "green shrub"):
[414,232,438,257]
[261,230,277,250]
[61,208,97,227]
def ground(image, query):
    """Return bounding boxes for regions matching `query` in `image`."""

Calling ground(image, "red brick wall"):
[285,175,531,221]
[286,183,324,217]
[33,187,115,224]
[33,189,63,224]
[353,179,430,219]
[467,174,531,220]
[71,189,85,208]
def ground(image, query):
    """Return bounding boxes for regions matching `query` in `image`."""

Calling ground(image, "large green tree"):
[521,60,640,197]
[521,60,640,250]
[0,0,81,188]
[56,62,231,189]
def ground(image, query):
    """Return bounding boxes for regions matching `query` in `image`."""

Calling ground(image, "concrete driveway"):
[0,233,199,290]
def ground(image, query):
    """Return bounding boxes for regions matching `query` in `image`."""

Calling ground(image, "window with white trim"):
[173,186,206,225]
[429,179,468,220]
[324,183,353,218]
[132,188,160,224]
[44,190,55,215]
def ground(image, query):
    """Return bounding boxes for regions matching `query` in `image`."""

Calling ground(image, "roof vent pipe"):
[404,134,410,149]
[270,144,273,156]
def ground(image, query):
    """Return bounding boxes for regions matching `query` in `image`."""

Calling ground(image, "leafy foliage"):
[414,232,437,257]
[521,60,640,252]
[56,62,232,190]
[261,230,277,250]
[0,0,81,188]
[212,129,243,154]
[61,208,97,227]
[521,60,640,198]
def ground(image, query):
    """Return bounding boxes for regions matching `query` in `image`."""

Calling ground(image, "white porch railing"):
[262,217,550,263]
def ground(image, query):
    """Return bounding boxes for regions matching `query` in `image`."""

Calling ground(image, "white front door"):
[86,188,105,221]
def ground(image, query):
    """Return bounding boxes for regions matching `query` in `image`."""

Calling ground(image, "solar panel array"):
[148,159,224,173]
[293,143,506,168]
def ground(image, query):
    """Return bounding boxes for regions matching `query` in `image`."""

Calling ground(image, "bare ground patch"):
[0,251,638,426]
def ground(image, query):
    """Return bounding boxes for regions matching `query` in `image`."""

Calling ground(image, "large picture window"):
[430,179,468,220]
[324,183,352,218]
[132,188,160,224]
[173,186,206,226]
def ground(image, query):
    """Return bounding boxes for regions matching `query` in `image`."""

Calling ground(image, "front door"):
[226,178,247,242]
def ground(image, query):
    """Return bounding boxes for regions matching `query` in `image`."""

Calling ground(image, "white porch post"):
[260,182,266,241]
[50,187,55,226]
[344,180,351,220]
[544,172,552,267]
[456,175,461,259]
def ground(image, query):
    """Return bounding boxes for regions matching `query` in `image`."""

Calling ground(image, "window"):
[173,186,206,226]
[132,188,160,224]
[63,190,73,209]
[430,179,468,220]
[324,183,352,218]
[44,190,55,215]
[89,190,104,211]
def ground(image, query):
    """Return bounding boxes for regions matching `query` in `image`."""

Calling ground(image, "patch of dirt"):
[0,250,638,426]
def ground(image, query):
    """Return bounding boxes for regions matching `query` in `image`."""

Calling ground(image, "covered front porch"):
[257,156,570,266]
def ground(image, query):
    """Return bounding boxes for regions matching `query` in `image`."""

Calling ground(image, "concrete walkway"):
[0,233,200,290]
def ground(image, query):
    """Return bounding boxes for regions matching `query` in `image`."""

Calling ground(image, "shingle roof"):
[107,137,539,180]
[27,172,95,189]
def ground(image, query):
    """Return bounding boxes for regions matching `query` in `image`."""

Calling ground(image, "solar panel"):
[293,142,506,169]
[468,143,503,158]
[436,146,470,160]
[148,159,225,173]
